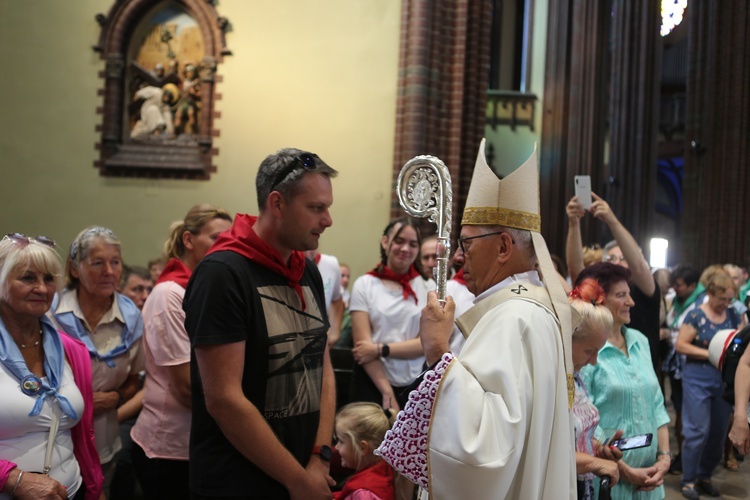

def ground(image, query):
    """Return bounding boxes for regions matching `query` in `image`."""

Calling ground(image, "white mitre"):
[462,138,577,408]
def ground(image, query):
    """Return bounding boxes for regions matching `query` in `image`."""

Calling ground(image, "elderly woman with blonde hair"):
[52,226,144,496]
[0,233,102,499]
[569,278,621,499]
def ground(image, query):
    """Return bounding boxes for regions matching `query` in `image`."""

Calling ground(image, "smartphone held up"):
[574,175,592,209]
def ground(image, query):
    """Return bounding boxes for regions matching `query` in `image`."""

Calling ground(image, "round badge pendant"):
[21,374,42,395]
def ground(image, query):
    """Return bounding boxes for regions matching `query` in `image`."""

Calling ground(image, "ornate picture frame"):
[94,0,230,179]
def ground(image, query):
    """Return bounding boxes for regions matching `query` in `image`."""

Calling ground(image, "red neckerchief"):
[367,264,420,304]
[333,461,395,500]
[208,213,307,310]
[156,258,192,288]
[314,253,322,265]
[452,268,467,285]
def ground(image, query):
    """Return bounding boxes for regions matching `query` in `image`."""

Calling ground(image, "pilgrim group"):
[1,141,749,500]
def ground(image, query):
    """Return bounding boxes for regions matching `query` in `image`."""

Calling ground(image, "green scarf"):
[740,280,750,303]
[670,283,705,329]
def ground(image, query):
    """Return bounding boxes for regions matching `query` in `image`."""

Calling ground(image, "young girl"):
[334,402,396,500]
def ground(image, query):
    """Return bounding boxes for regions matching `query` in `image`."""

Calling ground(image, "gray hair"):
[66,226,121,289]
[0,237,63,302]
[255,148,338,211]
[602,240,619,259]
[479,224,535,265]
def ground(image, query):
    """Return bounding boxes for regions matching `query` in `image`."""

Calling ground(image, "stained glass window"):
[661,0,688,37]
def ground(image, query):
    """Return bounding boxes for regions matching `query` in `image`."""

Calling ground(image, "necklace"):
[20,328,43,349]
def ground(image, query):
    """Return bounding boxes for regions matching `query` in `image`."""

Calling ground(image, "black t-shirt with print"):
[184,250,329,498]
[628,277,662,374]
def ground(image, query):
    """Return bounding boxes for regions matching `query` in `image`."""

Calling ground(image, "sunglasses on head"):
[3,233,57,248]
[69,226,118,259]
[268,152,319,192]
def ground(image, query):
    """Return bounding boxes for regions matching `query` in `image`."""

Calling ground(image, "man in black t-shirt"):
[566,193,662,374]
[184,148,338,499]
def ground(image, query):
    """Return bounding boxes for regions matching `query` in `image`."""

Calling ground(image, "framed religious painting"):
[94,0,230,179]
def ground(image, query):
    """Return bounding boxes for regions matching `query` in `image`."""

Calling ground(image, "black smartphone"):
[610,433,653,451]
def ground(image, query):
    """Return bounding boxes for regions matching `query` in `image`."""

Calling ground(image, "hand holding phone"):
[610,433,653,451]
[574,175,592,209]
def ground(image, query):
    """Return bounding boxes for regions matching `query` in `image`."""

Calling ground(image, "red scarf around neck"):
[452,268,467,285]
[367,264,420,304]
[208,213,307,310]
[156,257,192,288]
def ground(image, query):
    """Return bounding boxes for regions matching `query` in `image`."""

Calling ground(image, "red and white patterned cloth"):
[374,352,455,488]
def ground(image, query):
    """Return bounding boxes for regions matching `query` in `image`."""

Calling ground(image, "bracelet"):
[377,344,382,356]
[10,470,24,496]
[656,450,672,460]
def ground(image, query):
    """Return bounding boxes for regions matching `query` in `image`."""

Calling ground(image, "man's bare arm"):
[306,345,336,484]
[195,341,332,499]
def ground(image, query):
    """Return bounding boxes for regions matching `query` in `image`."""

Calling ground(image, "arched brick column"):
[390,0,492,241]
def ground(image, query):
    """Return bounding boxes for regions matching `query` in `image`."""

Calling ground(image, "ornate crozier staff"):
[396,155,452,303]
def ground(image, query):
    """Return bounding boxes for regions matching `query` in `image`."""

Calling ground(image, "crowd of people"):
[1,143,749,500]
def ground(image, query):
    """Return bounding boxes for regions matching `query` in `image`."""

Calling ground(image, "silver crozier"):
[396,155,453,303]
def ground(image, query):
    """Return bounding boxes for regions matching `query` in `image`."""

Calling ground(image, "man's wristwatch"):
[311,445,333,461]
[381,343,390,358]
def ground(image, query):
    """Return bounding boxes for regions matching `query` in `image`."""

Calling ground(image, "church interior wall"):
[0,0,402,279]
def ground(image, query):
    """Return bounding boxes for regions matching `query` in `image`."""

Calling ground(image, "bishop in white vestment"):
[377,140,577,499]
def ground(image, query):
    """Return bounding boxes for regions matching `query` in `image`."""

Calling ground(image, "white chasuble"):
[378,280,576,500]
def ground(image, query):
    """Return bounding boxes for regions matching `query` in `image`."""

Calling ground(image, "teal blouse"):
[580,327,671,500]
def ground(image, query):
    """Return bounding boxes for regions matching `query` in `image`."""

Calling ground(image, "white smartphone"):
[574,175,592,209]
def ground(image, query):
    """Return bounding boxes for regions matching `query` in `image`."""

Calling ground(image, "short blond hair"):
[699,264,727,289]
[583,245,603,268]
[706,272,736,297]
[0,237,63,302]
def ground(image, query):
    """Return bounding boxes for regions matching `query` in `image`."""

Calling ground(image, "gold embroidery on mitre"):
[462,207,541,232]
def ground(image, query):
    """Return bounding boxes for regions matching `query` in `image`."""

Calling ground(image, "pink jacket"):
[0,332,103,499]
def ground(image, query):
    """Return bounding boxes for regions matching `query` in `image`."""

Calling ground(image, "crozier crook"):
[397,155,453,303]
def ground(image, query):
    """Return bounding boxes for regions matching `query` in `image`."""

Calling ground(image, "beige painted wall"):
[0,0,401,281]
